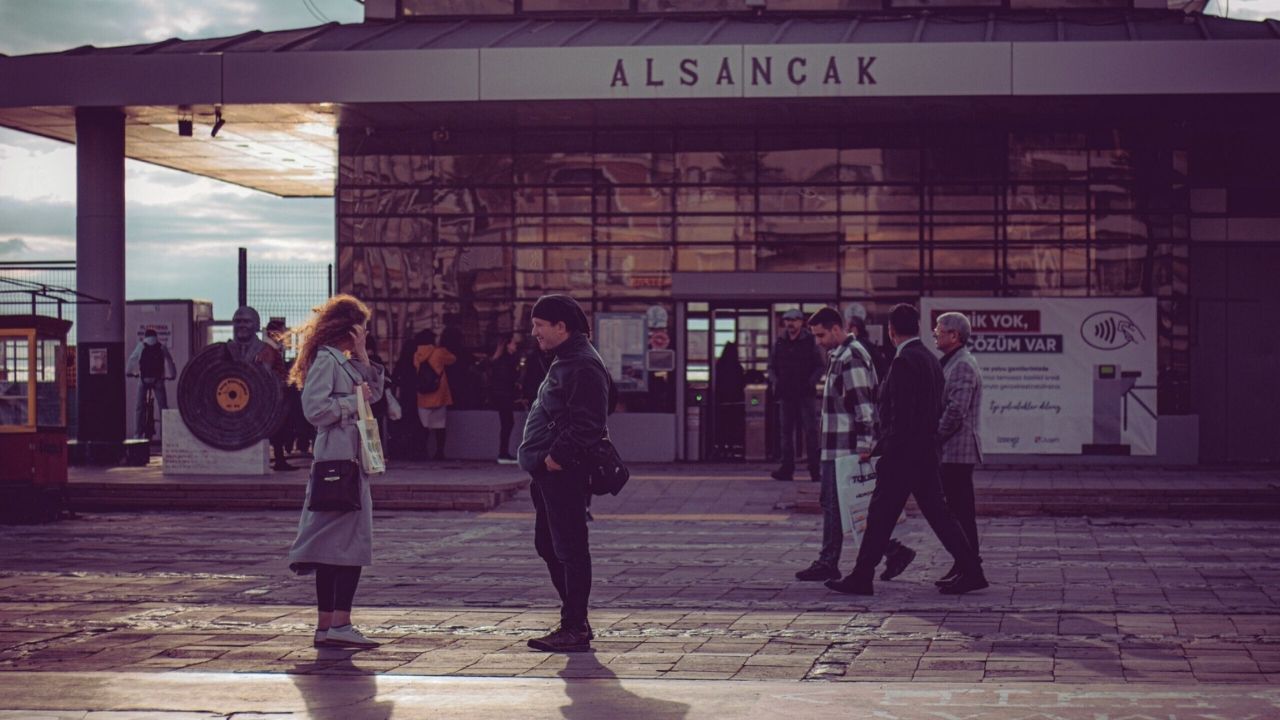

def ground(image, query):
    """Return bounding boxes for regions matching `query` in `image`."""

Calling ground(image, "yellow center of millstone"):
[215,378,251,412]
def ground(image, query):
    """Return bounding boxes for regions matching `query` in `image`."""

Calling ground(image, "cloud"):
[0,0,361,56]
[0,237,30,255]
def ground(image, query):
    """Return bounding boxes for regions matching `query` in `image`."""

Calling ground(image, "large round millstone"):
[178,344,288,451]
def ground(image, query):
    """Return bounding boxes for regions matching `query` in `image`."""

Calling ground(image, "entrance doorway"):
[682,301,829,462]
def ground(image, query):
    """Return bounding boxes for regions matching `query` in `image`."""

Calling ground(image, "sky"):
[1,0,1279,319]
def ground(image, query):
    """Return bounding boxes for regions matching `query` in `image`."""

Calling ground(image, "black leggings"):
[315,564,362,613]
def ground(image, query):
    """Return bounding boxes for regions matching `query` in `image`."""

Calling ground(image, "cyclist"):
[126,329,176,439]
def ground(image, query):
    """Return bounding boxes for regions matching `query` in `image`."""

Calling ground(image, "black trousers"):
[531,469,592,627]
[940,463,980,561]
[850,451,981,582]
[315,564,362,612]
[496,402,515,456]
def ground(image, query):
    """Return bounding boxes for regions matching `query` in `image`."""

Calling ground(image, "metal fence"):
[244,260,333,337]
[0,261,79,343]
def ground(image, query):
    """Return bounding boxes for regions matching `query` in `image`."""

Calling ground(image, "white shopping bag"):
[834,454,877,538]
[356,385,386,475]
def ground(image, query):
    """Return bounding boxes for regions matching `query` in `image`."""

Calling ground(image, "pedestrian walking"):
[826,304,987,596]
[714,342,746,457]
[491,332,523,464]
[413,329,456,461]
[795,308,916,583]
[769,309,825,482]
[933,311,985,586]
[286,294,385,649]
[518,294,609,653]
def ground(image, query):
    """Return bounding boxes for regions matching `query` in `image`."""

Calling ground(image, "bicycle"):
[129,374,160,441]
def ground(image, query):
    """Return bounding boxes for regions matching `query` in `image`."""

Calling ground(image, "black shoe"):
[934,564,961,587]
[880,544,917,581]
[825,574,873,596]
[939,571,989,595]
[528,624,592,653]
[273,462,300,471]
[795,562,841,582]
[770,467,794,481]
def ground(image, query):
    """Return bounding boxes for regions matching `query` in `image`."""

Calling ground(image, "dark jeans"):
[315,564,362,612]
[496,401,514,457]
[940,463,980,561]
[819,458,908,571]
[531,469,592,626]
[778,395,819,478]
[850,451,981,583]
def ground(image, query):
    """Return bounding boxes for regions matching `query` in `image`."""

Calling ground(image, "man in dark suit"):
[826,304,988,596]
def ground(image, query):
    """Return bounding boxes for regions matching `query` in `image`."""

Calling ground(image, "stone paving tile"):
[2,508,1280,686]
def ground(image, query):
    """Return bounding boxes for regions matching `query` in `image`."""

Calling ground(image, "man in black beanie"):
[518,294,609,652]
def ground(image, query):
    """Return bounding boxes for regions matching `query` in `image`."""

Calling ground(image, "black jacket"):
[872,338,945,461]
[769,330,825,400]
[518,333,609,474]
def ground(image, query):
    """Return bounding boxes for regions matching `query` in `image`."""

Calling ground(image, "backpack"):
[416,358,441,394]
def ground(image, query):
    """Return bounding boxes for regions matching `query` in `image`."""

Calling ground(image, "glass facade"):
[338,126,1191,414]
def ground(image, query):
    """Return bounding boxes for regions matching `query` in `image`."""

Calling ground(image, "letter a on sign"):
[611,59,629,87]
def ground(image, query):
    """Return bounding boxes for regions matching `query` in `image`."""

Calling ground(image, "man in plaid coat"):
[933,311,985,586]
[794,307,916,583]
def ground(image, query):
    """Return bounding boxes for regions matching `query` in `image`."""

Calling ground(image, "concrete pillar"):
[75,107,127,453]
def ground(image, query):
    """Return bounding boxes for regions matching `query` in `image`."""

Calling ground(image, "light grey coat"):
[938,346,984,465]
[287,346,385,572]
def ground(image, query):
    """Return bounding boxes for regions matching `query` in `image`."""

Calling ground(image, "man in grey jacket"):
[518,294,609,653]
[933,311,984,587]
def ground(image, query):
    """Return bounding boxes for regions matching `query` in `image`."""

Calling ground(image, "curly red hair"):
[288,294,371,389]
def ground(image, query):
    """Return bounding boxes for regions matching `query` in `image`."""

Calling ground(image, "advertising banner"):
[594,312,649,393]
[919,298,1158,455]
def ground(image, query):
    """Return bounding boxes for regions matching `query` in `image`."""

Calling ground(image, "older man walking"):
[826,304,986,597]
[933,311,985,587]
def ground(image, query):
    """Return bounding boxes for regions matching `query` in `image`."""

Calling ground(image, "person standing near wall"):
[933,311,985,587]
[491,332,523,464]
[769,309,825,482]
[414,329,456,461]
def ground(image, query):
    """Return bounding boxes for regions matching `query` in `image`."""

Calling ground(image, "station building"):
[1,0,1278,463]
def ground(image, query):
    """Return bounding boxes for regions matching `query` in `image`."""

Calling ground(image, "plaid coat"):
[820,336,878,461]
[938,347,983,465]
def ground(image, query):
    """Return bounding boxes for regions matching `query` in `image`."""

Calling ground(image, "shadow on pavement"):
[288,646,395,720]
[558,651,691,720]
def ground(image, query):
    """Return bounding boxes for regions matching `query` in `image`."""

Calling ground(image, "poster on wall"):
[594,312,648,392]
[919,297,1158,456]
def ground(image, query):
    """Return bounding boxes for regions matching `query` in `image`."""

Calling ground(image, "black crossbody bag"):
[308,459,361,511]
[306,349,363,512]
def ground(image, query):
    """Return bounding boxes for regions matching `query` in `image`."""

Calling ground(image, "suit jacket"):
[938,347,984,465]
[872,338,944,462]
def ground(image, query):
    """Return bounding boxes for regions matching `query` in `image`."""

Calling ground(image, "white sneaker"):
[325,624,379,648]
[497,456,517,465]
[313,630,329,647]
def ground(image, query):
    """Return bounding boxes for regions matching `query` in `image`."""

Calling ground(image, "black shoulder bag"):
[586,369,629,496]
[306,349,362,512]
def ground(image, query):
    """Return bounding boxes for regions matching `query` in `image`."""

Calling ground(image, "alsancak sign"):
[480,44,1011,100]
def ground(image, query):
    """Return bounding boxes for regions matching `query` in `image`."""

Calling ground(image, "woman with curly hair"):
[286,294,385,649]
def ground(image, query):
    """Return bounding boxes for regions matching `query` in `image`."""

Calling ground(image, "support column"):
[75,107,127,457]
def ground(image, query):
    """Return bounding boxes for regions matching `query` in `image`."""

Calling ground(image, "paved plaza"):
[1,469,1279,718]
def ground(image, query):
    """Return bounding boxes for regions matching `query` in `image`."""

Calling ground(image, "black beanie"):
[532,294,589,334]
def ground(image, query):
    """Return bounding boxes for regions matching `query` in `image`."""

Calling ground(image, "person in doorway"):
[845,304,891,381]
[933,311,985,587]
[491,332,523,464]
[827,304,986,597]
[795,308,916,583]
[125,329,176,439]
[714,342,746,457]
[286,294,385,649]
[390,336,424,461]
[519,294,609,653]
[414,329,456,460]
[768,309,825,481]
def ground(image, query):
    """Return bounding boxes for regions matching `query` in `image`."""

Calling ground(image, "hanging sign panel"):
[594,312,649,393]
[920,297,1158,456]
